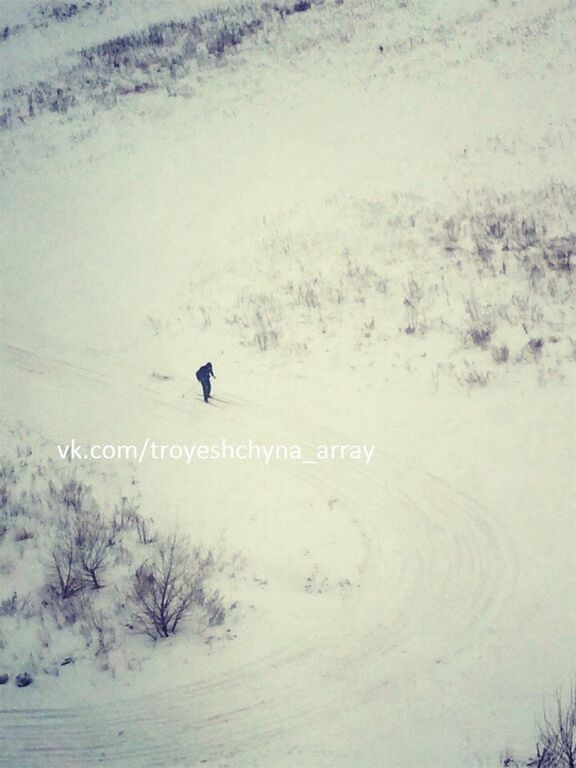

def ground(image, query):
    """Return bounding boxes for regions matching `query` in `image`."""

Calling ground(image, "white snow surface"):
[0,0,575,766]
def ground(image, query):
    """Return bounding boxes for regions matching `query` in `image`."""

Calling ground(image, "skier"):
[196,362,216,402]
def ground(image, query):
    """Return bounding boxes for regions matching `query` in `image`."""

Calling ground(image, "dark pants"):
[199,377,211,402]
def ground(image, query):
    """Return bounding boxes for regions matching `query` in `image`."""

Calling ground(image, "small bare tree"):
[47,527,84,599]
[530,687,576,768]
[134,512,155,545]
[130,532,213,639]
[74,511,112,590]
[403,278,423,334]
[48,481,112,592]
[51,479,93,515]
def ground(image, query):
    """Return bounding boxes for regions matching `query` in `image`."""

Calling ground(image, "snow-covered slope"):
[0,0,575,766]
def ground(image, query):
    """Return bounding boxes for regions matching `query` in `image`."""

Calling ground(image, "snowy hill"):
[0,0,575,766]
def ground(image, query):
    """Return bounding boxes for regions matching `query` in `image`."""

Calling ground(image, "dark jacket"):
[196,363,215,382]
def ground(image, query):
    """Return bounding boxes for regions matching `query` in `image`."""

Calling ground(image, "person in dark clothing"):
[196,362,216,402]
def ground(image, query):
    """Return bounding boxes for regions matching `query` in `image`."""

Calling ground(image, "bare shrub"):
[485,215,507,240]
[111,540,133,567]
[473,233,494,262]
[46,591,91,628]
[74,510,113,589]
[252,300,282,352]
[46,527,84,599]
[518,217,540,250]
[296,280,320,310]
[112,498,154,543]
[466,296,495,325]
[13,527,34,542]
[492,345,510,364]
[135,514,155,545]
[254,324,280,351]
[0,592,18,616]
[51,479,95,515]
[79,604,117,661]
[403,279,423,334]
[0,460,17,488]
[0,592,31,617]
[0,460,18,517]
[518,337,546,364]
[468,326,494,349]
[504,686,576,768]
[461,368,491,388]
[543,237,574,273]
[46,500,113,594]
[130,532,221,639]
[112,497,139,534]
[363,316,376,339]
[530,687,576,768]
[40,2,83,22]
[443,215,462,249]
[529,338,545,355]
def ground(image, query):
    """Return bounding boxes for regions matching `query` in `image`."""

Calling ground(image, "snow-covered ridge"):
[0,0,261,73]
[2,0,574,136]
[0,0,325,127]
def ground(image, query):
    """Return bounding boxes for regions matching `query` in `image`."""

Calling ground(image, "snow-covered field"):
[1,0,575,766]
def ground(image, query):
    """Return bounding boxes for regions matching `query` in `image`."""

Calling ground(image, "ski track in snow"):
[0,337,517,767]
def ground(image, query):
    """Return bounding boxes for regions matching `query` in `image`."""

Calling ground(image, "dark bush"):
[469,326,493,348]
[492,345,510,364]
[531,687,576,768]
[15,672,33,688]
[130,533,218,639]
[543,237,574,273]
[529,338,544,353]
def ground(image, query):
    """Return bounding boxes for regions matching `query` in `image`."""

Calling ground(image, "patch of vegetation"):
[0,0,326,129]
[503,685,576,768]
[174,184,576,388]
[0,426,237,685]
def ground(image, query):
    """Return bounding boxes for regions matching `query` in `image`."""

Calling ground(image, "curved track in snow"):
[0,339,517,768]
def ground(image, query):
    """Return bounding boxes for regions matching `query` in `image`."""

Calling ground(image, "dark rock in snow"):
[15,673,33,688]
[0,673,9,685]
